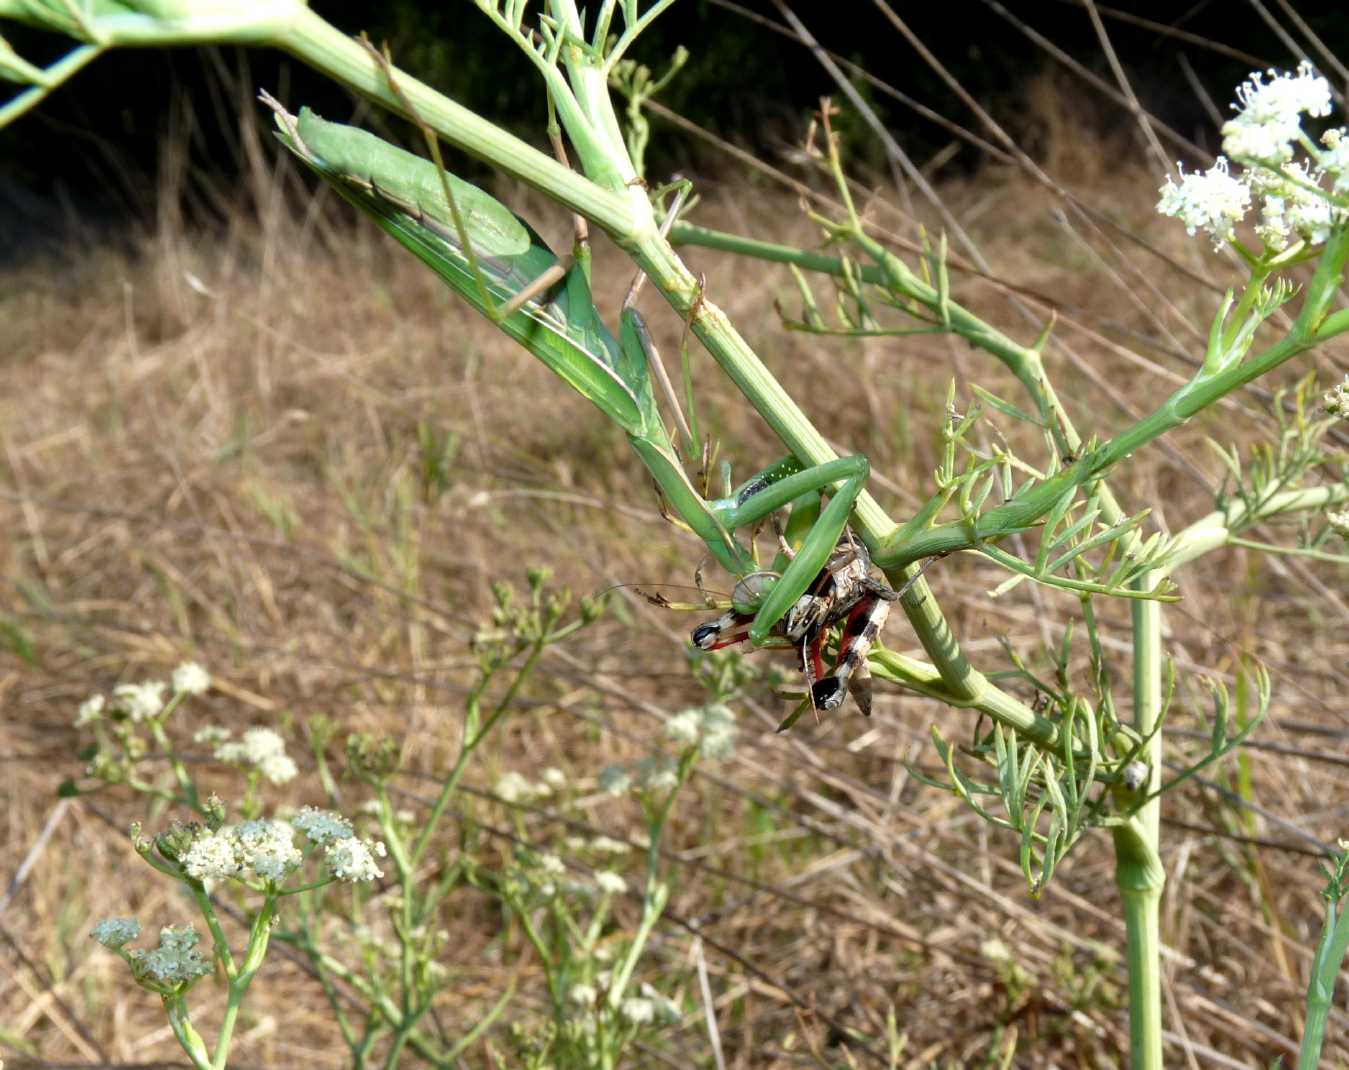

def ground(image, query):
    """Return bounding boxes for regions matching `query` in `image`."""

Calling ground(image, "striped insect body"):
[691,532,897,718]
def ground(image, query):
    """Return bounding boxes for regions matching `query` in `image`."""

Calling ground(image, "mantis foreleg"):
[711,455,872,644]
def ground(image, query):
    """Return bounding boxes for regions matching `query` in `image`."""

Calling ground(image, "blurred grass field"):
[4,75,1349,1068]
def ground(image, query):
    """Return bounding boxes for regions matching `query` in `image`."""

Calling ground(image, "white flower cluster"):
[1157,159,1251,248]
[1159,63,1348,251]
[1326,508,1349,537]
[75,662,209,728]
[293,806,385,883]
[494,766,568,805]
[293,805,353,843]
[91,916,141,949]
[137,924,214,985]
[172,662,211,696]
[664,703,737,759]
[1324,376,1349,419]
[599,754,683,798]
[211,726,298,784]
[98,923,213,988]
[181,819,302,884]
[1221,60,1332,163]
[113,681,168,722]
[622,984,682,1027]
[594,870,627,896]
[172,807,382,888]
[323,835,386,883]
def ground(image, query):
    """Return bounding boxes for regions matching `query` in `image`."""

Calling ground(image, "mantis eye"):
[730,571,779,614]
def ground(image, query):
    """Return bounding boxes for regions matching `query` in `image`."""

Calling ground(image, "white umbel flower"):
[1222,114,1300,164]
[1327,509,1349,537]
[182,830,243,882]
[113,681,167,722]
[494,770,536,804]
[636,757,678,793]
[1232,61,1332,128]
[257,752,298,785]
[594,870,627,896]
[75,694,105,727]
[698,703,738,759]
[1157,159,1251,248]
[598,765,632,797]
[1221,63,1331,168]
[1320,128,1349,192]
[135,924,212,985]
[324,836,386,882]
[234,819,301,881]
[91,917,141,948]
[590,835,631,855]
[620,997,655,1025]
[664,710,701,745]
[172,662,211,696]
[293,806,354,845]
[216,727,285,764]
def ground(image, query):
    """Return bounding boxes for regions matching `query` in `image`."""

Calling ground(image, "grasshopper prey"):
[688,533,929,720]
[265,98,892,720]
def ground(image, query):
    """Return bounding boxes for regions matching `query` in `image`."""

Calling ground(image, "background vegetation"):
[4,2,1349,1066]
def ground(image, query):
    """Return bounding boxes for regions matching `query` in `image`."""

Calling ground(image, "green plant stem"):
[1166,484,1348,571]
[282,7,637,231]
[868,646,1061,747]
[605,752,688,1013]
[189,888,238,978]
[1297,894,1349,1070]
[149,703,199,810]
[281,932,449,1064]
[211,897,276,1070]
[1114,574,1165,1070]
[876,302,1340,569]
[165,997,212,1070]
[0,43,104,126]
[409,638,546,873]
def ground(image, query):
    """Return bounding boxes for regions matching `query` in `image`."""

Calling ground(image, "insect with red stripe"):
[692,533,907,719]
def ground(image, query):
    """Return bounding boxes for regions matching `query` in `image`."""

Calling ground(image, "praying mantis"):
[265,97,896,717]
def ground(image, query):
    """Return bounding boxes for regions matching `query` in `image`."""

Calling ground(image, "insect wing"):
[272,105,650,436]
[294,107,530,257]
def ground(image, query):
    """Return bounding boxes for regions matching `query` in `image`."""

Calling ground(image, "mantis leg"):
[712,454,871,645]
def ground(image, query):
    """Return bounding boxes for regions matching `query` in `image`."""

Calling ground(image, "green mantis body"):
[270,102,873,648]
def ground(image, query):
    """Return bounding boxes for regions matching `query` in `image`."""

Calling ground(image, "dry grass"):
[4,91,1349,1070]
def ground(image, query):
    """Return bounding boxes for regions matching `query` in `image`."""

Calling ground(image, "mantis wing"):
[271,104,661,439]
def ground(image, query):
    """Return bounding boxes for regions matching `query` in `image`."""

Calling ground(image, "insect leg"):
[691,610,754,651]
[812,593,892,715]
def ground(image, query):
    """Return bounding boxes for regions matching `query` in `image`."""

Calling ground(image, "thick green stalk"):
[1114,575,1165,1070]
[212,897,276,1070]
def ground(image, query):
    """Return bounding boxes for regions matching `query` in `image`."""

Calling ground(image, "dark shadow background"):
[2,0,1347,258]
